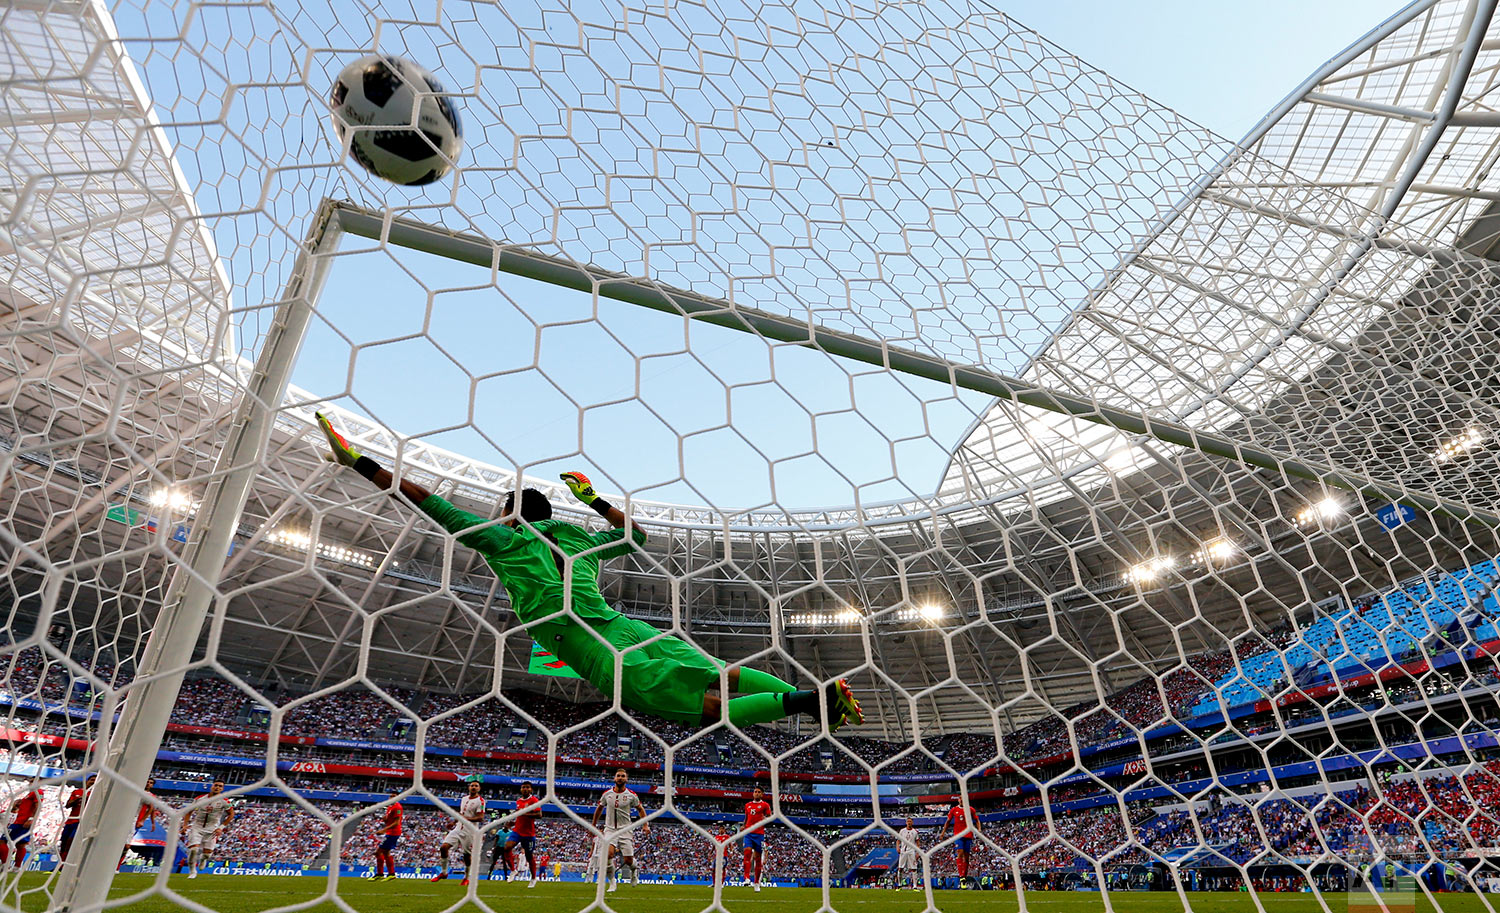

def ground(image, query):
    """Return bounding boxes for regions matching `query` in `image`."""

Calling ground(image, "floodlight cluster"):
[1123,556,1178,584]
[1432,428,1487,463]
[1188,538,1237,566]
[264,529,378,569]
[1296,497,1346,527]
[1125,540,1241,583]
[785,609,863,627]
[148,487,198,514]
[892,604,947,623]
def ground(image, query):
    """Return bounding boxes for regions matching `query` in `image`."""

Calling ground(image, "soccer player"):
[119,776,160,870]
[936,802,979,889]
[182,780,234,879]
[59,774,96,861]
[712,824,732,886]
[0,786,40,869]
[492,780,541,885]
[374,794,403,881]
[742,786,772,892]
[317,413,863,731]
[592,769,648,893]
[432,781,486,885]
[897,817,920,889]
[584,833,605,884]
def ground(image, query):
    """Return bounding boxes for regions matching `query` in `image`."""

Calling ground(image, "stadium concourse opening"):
[11,0,1500,911]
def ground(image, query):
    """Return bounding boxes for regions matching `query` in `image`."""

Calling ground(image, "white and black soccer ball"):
[329,54,462,186]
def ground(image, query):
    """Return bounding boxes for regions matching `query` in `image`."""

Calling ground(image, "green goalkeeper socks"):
[726,689,820,726]
[721,670,806,725]
[735,667,796,695]
[726,692,794,726]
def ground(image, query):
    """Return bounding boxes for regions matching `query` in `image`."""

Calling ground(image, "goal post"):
[50,201,343,913]
[328,200,1500,529]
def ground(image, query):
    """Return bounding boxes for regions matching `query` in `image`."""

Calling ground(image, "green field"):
[5,877,1488,913]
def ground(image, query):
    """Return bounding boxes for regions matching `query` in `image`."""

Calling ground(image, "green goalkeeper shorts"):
[540,615,723,722]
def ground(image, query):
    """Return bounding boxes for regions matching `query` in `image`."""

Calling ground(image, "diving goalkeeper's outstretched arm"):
[317,412,433,505]
[560,470,640,540]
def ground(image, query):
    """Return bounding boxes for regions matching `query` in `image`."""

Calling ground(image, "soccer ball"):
[328,54,462,186]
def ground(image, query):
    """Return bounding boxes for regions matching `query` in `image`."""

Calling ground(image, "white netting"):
[7,0,1500,910]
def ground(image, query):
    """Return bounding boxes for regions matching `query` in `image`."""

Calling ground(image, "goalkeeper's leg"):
[712,675,863,729]
[553,616,863,729]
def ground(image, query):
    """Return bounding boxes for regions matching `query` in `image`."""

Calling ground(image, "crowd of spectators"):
[6,595,1492,776]
[164,676,249,729]
[999,625,1303,764]
[279,687,416,739]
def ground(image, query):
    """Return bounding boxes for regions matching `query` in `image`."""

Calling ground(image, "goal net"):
[5,0,1500,910]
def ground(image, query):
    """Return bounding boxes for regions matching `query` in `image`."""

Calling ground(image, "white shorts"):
[185,826,217,853]
[898,852,918,870]
[442,825,476,855]
[603,829,635,857]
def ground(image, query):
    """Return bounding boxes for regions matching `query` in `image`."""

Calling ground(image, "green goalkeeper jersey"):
[418,493,645,624]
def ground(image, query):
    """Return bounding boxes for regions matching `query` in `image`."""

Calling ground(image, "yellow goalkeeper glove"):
[560,471,598,504]
[561,471,614,517]
[316,412,362,467]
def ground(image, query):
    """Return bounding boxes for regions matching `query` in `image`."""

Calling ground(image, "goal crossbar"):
[326,199,1500,529]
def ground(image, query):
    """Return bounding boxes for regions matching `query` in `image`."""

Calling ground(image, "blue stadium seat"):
[1190,558,1500,717]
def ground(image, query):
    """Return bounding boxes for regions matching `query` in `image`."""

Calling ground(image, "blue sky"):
[283,0,1411,513]
[1001,1,1410,138]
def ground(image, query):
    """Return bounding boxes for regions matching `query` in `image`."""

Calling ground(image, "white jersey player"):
[897,818,921,888]
[592,769,648,892]
[584,834,605,883]
[182,781,234,879]
[431,781,487,885]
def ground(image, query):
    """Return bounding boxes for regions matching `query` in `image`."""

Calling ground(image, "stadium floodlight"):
[1189,538,1237,565]
[1296,497,1345,527]
[148,487,198,514]
[891,606,937,622]
[265,528,378,569]
[265,528,313,551]
[1124,556,1176,583]
[788,609,865,626]
[1432,427,1486,463]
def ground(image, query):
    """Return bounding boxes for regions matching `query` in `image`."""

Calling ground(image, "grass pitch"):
[5,875,1492,913]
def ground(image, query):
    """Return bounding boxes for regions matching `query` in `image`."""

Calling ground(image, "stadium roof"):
[940,0,1500,510]
[1,0,234,370]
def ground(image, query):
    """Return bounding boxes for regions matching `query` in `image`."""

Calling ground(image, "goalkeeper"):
[317,413,862,731]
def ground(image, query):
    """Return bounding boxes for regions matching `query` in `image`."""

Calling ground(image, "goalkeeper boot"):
[825,678,864,731]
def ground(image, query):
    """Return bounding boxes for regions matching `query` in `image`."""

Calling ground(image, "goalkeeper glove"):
[316,412,380,481]
[561,471,613,517]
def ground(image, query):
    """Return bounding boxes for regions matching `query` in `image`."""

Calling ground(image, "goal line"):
[323,199,1499,528]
